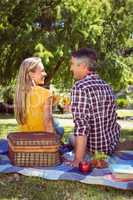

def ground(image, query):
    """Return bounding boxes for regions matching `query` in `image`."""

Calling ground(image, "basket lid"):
[7,132,60,146]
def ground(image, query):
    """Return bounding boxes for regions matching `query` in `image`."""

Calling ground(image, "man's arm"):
[72,135,87,167]
[66,87,90,167]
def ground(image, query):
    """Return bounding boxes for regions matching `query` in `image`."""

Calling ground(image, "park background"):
[0,0,133,199]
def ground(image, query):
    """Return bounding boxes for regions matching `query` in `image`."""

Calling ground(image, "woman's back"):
[19,86,51,132]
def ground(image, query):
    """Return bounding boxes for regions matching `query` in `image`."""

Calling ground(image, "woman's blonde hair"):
[14,57,42,124]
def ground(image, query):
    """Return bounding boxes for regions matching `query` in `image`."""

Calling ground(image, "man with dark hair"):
[68,48,121,167]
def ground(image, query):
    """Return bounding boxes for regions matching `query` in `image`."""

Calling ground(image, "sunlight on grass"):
[117,109,133,117]
[63,126,74,142]
[0,124,17,138]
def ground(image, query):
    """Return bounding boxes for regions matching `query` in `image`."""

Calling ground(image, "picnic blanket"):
[0,139,133,190]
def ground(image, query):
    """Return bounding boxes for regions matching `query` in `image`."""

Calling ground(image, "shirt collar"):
[85,72,99,80]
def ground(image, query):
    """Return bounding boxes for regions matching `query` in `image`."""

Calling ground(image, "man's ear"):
[82,63,90,73]
[81,62,87,69]
[79,62,84,67]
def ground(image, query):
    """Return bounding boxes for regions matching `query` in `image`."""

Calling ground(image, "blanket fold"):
[0,139,133,190]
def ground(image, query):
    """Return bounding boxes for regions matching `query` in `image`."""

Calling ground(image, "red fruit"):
[79,161,92,173]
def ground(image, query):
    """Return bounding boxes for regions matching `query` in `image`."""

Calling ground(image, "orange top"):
[19,86,51,132]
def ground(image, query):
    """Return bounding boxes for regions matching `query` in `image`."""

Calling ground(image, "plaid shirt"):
[71,73,120,155]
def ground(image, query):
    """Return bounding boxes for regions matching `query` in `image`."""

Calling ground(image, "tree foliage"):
[0,0,133,91]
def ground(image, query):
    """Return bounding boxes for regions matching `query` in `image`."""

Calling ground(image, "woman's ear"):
[29,71,35,80]
[29,72,36,86]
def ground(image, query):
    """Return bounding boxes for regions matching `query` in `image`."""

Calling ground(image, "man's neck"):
[87,69,94,75]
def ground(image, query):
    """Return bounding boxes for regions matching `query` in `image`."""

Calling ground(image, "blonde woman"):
[14,57,62,134]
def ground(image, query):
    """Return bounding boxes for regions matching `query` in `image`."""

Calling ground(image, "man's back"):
[71,73,120,154]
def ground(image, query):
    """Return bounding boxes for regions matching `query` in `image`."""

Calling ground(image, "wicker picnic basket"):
[7,132,61,167]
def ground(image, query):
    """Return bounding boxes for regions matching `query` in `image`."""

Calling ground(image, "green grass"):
[121,129,133,141]
[0,112,133,199]
[0,175,133,200]
[0,174,133,200]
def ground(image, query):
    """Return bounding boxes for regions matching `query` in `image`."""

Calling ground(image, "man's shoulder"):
[72,74,113,93]
[72,79,87,91]
[72,75,98,90]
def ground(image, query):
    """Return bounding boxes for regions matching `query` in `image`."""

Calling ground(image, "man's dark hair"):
[72,48,97,61]
[71,48,97,70]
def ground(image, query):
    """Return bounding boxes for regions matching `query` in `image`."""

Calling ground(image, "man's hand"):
[64,158,82,167]
[64,135,87,167]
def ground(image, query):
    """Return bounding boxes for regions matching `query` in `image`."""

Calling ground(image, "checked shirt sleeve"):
[71,86,91,136]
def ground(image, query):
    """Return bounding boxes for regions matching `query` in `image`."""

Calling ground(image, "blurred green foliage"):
[0,0,133,91]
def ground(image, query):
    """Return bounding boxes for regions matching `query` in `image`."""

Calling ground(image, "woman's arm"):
[43,96,55,133]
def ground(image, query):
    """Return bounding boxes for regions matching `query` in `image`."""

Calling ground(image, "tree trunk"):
[44,56,64,87]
